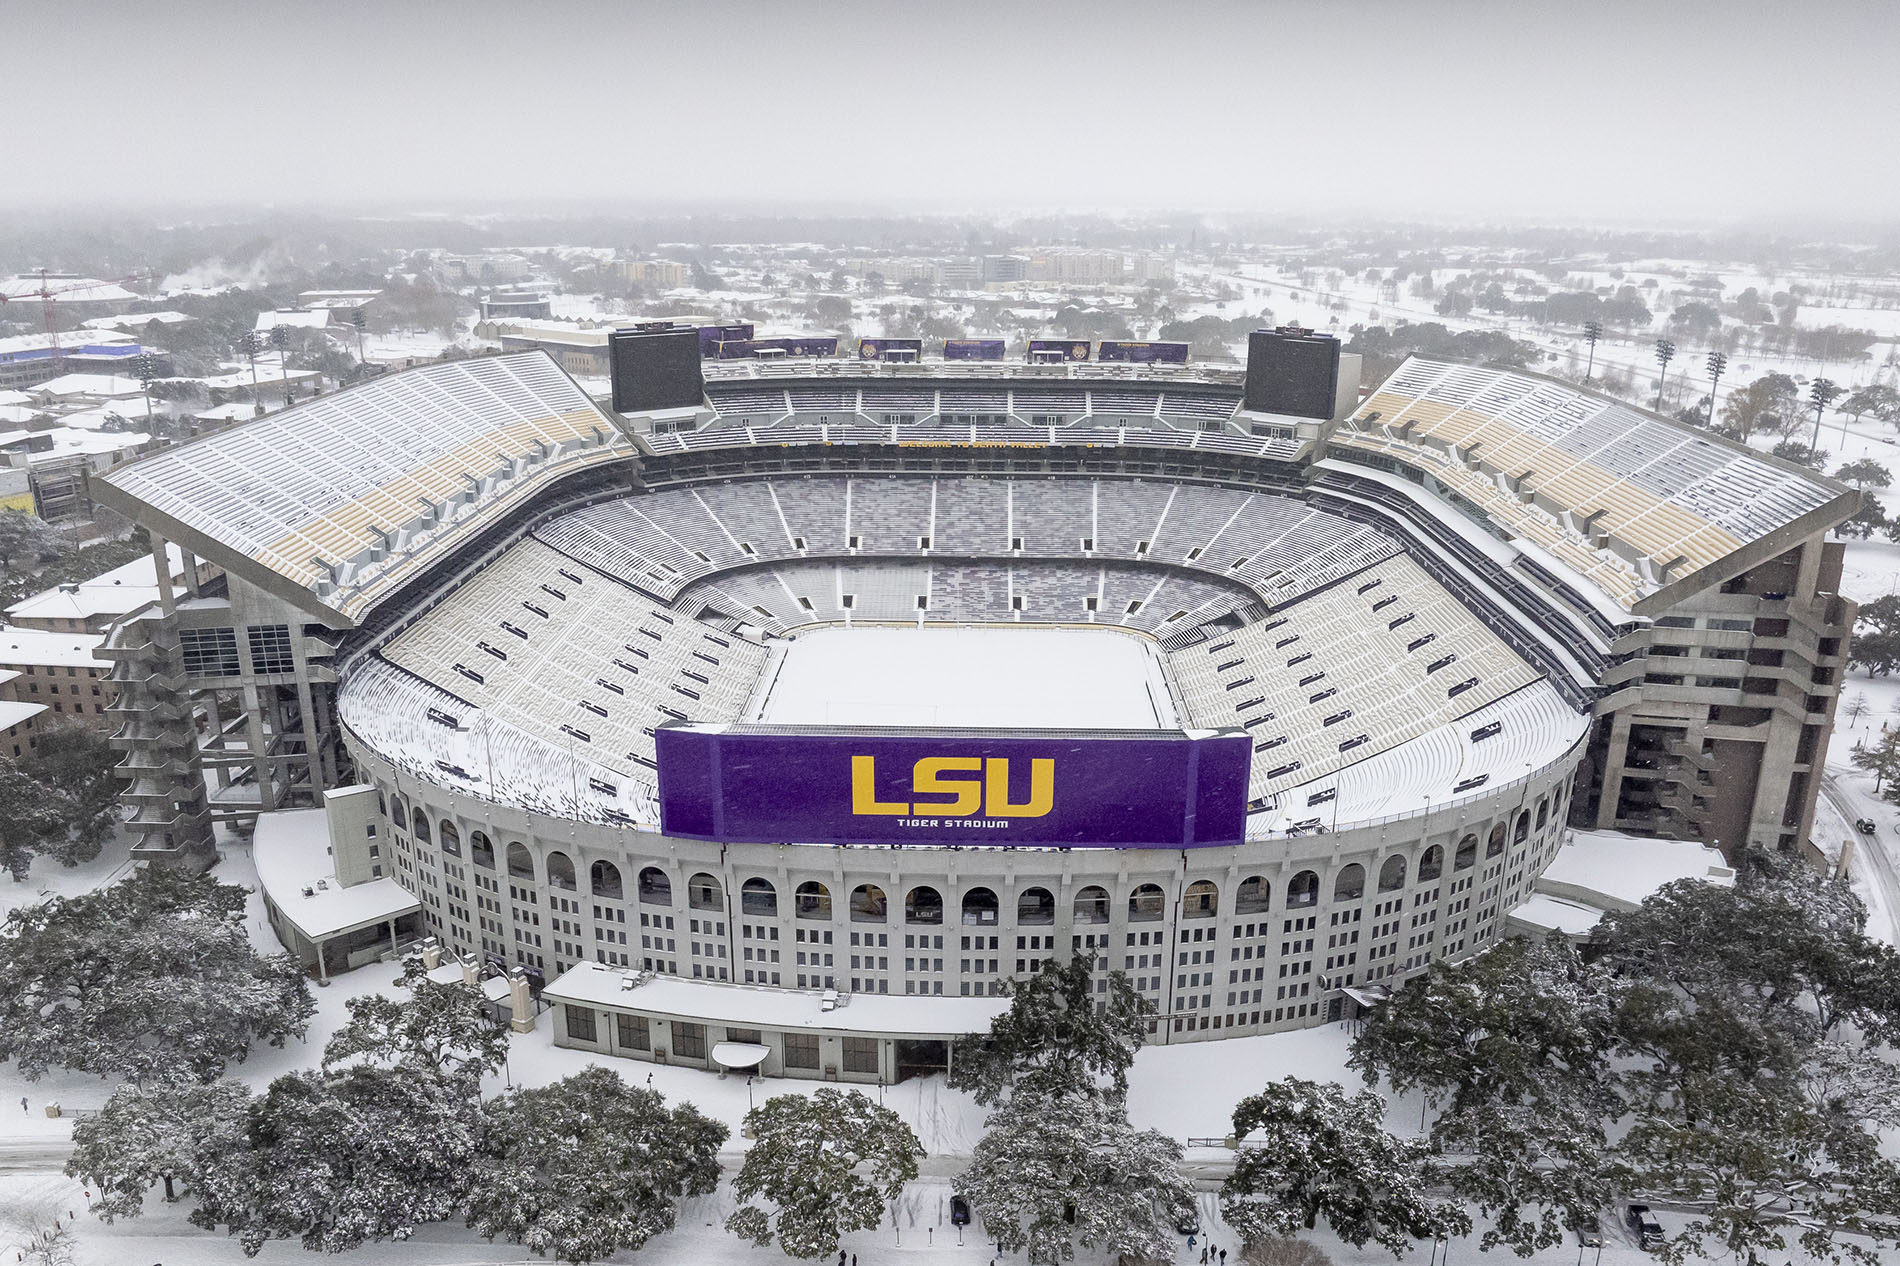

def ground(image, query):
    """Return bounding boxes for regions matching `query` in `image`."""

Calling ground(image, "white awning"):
[711,1041,770,1069]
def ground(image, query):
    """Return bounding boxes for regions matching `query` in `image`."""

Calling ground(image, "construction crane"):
[0,268,140,356]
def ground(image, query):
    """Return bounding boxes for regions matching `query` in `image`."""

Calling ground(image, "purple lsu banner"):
[655,726,1250,848]
[1098,340,1190,364]
[858,337,923,361]
[697,324,753,356]
[943,339,1006,361]
[1027,338,1091,361]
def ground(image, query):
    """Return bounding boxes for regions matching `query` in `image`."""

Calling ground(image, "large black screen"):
[1243,329,1340,420]
[610,328,703,414]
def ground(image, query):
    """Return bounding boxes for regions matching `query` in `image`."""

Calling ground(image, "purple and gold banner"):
[698,324,753,356]
[943,339,1007,361]
[1098,340,1190,364]
[656,726,1250,848]
[1027,338,1091,362]
[858,337,924,361]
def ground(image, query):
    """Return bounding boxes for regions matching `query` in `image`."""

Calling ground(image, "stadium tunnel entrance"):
[894,1038,949,1082]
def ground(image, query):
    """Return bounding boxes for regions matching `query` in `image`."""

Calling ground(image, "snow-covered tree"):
[727,1088,921,1259]
[468,1066,726,1265]
[0,866,313,1082]
[65,1079,252,1219]
[22,725,121,853]
[1221,1078,1468,1257]
[1595,853,1900,1264]
[191,1066,482,1255]
[958,1090,1193,1265]
[948,957,1153,1106]
[322,957,507,1089]
[1348,933,1619,1255]
[0,763,82,881]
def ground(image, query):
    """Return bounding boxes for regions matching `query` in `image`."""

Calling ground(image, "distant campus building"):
[89,335,1854,1077]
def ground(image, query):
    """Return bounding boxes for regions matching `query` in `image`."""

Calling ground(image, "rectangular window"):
[842,1037,880,1074]
[615,1013,649,1051]
[672,1022,707,1060]
[179,627,241,678]
[247,624,296,674]
[564,1005,597,1043]
[784,1032,820,1069]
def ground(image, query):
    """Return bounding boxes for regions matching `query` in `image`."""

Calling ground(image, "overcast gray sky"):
[12,0,1895,223]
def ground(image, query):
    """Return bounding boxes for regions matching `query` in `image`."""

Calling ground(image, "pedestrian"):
[852,1256,857,1266]
[837,1251,846,1266]
[19,1097,25,1113]
[646,1072,653,1085]
[1221,1251,1228,1265]
[1200,1248,1208,1264]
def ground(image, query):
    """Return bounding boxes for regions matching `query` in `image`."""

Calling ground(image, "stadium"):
[94,329,1859,1082]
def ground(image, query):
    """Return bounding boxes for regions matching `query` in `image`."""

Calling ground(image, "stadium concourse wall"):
[341,715,1587,1063]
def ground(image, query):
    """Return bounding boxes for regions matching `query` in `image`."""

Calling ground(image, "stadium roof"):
[95,351,633,623]
[1337,357,1855,612]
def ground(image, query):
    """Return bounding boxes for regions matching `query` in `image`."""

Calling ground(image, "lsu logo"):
[851,756,1053,818]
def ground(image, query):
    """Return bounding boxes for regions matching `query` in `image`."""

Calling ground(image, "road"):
[1819,770,1900,944]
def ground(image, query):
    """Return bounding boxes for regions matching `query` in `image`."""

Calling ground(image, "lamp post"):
[1704,351,1727,428]
[1653,338,1676,413]
[1582,322,1602,383]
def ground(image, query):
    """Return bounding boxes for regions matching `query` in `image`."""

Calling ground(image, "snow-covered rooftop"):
[545,960,1010,1037]
[252,808,419,943]
[1506,892,1604,938]
[0,699,46,731]
[6,545,187,625]
[1536,828,1735,913]
[0,627,109,669]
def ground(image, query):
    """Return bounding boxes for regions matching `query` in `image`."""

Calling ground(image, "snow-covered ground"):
[754,625,1175,729]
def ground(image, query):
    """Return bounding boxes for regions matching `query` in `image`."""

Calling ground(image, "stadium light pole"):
[1653,339,1676,413]
[1705,351,1727,428]
[1582,322,1602,383]
[268,324,294,406]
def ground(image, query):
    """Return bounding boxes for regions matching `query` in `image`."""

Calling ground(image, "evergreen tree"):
[469,1066,726,1265]
[65,1079,251,1218]
[958,1090,1193,1266]
[1221,1078,1469,1257]
[727,1088,921,1260]
[948,957,1152,1106]
[0,866,313,1082]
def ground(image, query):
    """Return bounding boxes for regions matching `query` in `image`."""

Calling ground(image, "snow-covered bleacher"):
[532,477,1398,612]
[379,539,766,778]
[1339,357,1847,607]
[1166,553,1542,804]
[674,559,1257,636]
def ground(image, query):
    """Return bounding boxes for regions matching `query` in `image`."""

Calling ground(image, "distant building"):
[934,258,983,289]
[0,627,112,729]
[1026,250,1127,284]
[0,696,46,759]
[9,544,207,635]
[613,260,688,289]
[0,332,142,391]
[981,255,1029,284]
[438,254,533,284]
[480,290,553,321]
[0,275,139,323]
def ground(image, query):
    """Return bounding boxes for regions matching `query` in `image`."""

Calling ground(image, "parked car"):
[949,1195,971,1227]
[1175,1209,1200,1236]
[1574,1213,1603,1247]
[1625,1203,1664,1251]
[1857,818,1877,835]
